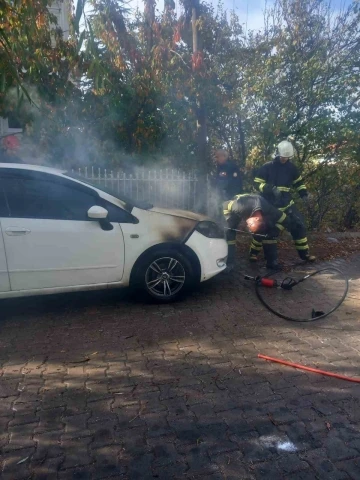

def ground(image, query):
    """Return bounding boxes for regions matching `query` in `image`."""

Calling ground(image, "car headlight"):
[195,221,225,239]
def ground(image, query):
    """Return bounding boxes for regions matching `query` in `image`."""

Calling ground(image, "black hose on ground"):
[254,267,349,322]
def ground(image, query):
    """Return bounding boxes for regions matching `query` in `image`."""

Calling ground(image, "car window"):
[101,200,137,223]
[65,173,153,211]
[2,176,99,221]
[0,188,9,217]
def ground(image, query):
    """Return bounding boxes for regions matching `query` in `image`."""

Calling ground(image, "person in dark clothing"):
[253,140,315,263]
[214,149,243,201]
[209,149,243,222]
[223,193,291,271]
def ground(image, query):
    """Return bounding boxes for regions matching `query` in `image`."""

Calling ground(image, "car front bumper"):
[185,230,228,282]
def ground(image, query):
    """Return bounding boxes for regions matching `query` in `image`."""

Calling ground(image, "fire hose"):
[258,354,360,383]
[224,227,269,238]
[244,268,349,322]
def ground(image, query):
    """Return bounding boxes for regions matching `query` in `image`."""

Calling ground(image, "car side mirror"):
[88,206,109,219]
[87,206,113,231]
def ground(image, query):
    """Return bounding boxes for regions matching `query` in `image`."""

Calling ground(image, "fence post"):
[75,166,213,213]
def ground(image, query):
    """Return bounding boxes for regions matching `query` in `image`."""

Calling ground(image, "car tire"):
[135,249,196,303]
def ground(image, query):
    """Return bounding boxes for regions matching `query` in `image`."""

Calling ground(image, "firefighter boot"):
[263,239,282,271]
[294,238,316,263]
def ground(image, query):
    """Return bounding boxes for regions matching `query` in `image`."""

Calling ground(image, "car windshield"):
[64,172,154,211]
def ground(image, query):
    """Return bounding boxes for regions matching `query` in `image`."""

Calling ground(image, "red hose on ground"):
[258,354,360,384]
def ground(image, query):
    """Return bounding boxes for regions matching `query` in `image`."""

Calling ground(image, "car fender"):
[129,242,201,287]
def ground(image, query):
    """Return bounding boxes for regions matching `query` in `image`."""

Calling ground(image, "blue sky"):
[121,0,354,32]
[85,0,354,32]
[220,0,353,31]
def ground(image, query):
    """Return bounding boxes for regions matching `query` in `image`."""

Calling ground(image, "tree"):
[2,0,360,233]
[239,0,360,168]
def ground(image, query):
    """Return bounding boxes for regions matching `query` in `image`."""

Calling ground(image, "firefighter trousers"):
[249,205,311,261]
[285,206,311,259]
[249,208,288,263]
[250,235,279,264]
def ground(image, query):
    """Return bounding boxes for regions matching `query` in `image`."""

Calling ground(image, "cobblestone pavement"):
[1,254,360,479]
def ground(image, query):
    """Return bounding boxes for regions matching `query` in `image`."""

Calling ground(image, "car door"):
[0,170,125,291]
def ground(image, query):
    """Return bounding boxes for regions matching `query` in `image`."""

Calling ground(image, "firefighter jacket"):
[223,194,287,235]
[213,160,243,200]
[253,157,308,211]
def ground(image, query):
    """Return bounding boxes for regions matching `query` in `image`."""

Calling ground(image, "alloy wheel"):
[145,257,186,298]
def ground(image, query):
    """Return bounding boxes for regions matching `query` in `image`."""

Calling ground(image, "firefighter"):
[253,140,316,263]
[223,193,291,271]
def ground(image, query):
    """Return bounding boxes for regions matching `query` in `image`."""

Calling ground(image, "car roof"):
[0,163,65,176]
[0,163,153,211]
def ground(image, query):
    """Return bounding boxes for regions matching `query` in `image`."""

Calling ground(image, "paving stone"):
[58,466,93,479]
[34,430,64,459]
[5,422,37,451]
[127,453,154,479]
[91,445,127,478]
[213,451,254,480]
[276,453,310,473]
[1,447,35,480]
[0,253,360,479]
[30,457,64,479]
[181,444,220,476]
[336,457,360,479]
[325,435,359,462]
[302,448,350,479]
[61,437,93,469]
[251,460,282,480]
[169,417,202,444]
[151,461,188,480]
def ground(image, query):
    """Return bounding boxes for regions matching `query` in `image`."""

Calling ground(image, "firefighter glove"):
[272,186,282,199]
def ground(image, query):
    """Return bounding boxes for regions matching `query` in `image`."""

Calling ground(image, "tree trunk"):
[237,115,246,168]
[192,7,198,53]
[191,3,207,211]
[144,0,155,56]
[191,4,207,171]
[196,101,207,168]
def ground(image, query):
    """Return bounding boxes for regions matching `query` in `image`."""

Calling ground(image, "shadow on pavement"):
[0,255,360,479]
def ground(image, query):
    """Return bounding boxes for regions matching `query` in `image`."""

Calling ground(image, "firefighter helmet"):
[277,140,294,158]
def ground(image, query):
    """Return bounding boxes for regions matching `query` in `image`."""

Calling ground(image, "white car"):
[0,164,228,302]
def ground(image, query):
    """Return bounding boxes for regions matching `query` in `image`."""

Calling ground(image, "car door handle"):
[5,227,31,236]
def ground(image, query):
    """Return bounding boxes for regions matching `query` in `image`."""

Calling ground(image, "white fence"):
[72,166,210,213]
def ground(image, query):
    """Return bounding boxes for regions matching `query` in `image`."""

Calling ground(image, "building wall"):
[49,0,70,42]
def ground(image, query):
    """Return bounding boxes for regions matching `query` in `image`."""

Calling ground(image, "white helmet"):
[277,140,294,158]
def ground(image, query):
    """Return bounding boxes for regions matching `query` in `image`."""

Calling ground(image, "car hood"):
[149,207,210,222]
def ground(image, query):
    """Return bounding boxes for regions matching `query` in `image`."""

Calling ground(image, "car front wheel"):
[138,250,195,302]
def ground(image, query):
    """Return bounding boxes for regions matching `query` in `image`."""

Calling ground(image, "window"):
[7,112,22,130]
[101,200,137,224]
[1,176,99,221]
[0,189,8,217]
